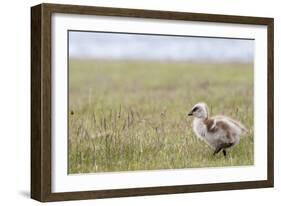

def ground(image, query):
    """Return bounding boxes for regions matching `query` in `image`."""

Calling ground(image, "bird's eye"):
[192,107,199,112]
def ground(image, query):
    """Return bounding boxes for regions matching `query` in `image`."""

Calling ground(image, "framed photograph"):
[31,3,274,202]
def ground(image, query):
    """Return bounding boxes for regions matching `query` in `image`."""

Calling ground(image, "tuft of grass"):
[69,59,254,174]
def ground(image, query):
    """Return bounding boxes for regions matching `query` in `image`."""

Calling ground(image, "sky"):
[69,31,254,63]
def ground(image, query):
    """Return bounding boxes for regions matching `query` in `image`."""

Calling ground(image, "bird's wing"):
[204,117,234,144]
[203,118,217,132]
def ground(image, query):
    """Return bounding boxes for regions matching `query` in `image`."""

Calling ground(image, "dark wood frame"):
[31,3,274,202]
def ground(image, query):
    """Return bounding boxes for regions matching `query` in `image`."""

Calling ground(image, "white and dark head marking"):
[188,102,209,119]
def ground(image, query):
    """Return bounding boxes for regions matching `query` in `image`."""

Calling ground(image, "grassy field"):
[68,59,254,174]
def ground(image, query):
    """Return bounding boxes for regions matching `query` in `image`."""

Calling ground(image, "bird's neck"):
[193,117,208,128]
[194,116,208,122]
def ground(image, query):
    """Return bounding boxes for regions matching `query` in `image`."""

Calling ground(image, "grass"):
[68,59,254,174]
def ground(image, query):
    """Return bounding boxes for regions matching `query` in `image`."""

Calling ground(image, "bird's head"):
[188,102,209,119]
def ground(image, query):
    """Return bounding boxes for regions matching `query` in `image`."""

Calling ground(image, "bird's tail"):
[233,119,248,136]
[224,116,248,136]
[240,124,248,136]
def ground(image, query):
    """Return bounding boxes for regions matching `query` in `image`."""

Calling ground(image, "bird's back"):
[212,115,248,136]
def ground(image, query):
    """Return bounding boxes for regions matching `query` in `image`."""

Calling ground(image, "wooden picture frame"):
[31,3,274,202]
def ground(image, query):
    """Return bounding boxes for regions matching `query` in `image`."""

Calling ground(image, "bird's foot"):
[213,148,222,155]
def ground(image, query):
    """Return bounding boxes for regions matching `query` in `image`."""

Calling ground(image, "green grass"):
[68,59,254,174]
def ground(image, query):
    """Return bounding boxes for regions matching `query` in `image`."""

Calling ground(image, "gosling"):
[188,102,247,156]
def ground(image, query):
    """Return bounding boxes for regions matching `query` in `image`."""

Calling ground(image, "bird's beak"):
[188,111,193,116]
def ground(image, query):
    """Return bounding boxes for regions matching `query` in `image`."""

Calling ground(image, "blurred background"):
[69,31,254,63]
[68,30,254,174]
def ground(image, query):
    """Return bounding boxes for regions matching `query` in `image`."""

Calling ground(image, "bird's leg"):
[213,147,222,155]
[223,150,227,157]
